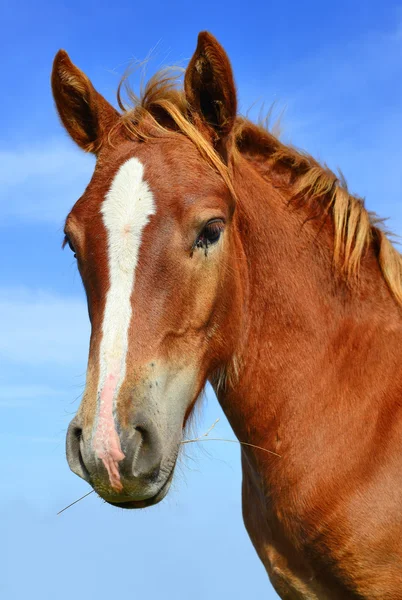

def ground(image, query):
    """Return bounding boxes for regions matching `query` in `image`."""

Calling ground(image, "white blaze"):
[92,156,155,489]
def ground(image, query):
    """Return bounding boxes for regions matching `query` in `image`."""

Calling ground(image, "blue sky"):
[1,2,401,598]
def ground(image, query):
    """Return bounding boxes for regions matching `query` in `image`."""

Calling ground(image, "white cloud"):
[0,287,90,366]
[0,139,94,223]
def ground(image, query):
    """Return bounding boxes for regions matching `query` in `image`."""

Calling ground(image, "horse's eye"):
[63,235,77,258]
[195,219,225,252]
[203,220,224,244]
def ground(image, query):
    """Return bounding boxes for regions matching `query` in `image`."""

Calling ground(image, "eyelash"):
[192,219,225,256]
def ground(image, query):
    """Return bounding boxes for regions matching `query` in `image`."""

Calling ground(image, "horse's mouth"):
[106,468,174,510]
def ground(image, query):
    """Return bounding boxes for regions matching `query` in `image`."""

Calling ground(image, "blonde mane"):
[114,68,402,306]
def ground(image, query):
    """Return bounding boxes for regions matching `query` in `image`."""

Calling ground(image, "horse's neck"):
[218,156,402,468]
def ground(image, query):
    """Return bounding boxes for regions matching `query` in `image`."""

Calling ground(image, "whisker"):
[181,437,281,457]
[57,490,94,515]
[181,418,281,457]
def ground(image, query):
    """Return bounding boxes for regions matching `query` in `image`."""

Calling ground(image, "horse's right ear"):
[51,50,119,153]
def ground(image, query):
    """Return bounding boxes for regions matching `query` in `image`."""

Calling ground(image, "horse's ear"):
[184,32,237,149]
[51,50,119,153]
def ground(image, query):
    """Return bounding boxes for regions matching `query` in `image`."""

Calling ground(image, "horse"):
[52,32,402,599]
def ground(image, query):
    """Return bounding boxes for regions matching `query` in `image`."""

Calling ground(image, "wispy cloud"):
[2,433,62,444]
[0,383,68,399]
[0,287,89,366]
[289,21,402,106]
[0,140,94,223]
[0,384,69,407]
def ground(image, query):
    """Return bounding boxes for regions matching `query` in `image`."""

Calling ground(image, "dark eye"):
[194,219,225,253]
[63,235,76,258]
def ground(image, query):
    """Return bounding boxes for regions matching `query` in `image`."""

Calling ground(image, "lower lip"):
[107,471,173,510]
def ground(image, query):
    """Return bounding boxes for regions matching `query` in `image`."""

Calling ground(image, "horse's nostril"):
[134,425,146,435]
[118,421,162,482]
[66,419,91,483]
[133,425,149,452]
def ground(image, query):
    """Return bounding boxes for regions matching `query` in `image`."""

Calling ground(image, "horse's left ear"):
[184,32,237,153]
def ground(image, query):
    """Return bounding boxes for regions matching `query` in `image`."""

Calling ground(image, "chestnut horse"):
[52,32,402,599]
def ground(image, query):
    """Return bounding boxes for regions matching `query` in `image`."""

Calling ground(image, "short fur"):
[53,31,402,599]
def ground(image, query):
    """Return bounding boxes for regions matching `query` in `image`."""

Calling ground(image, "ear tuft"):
[185,32,237,143]
[51,50,119,153]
